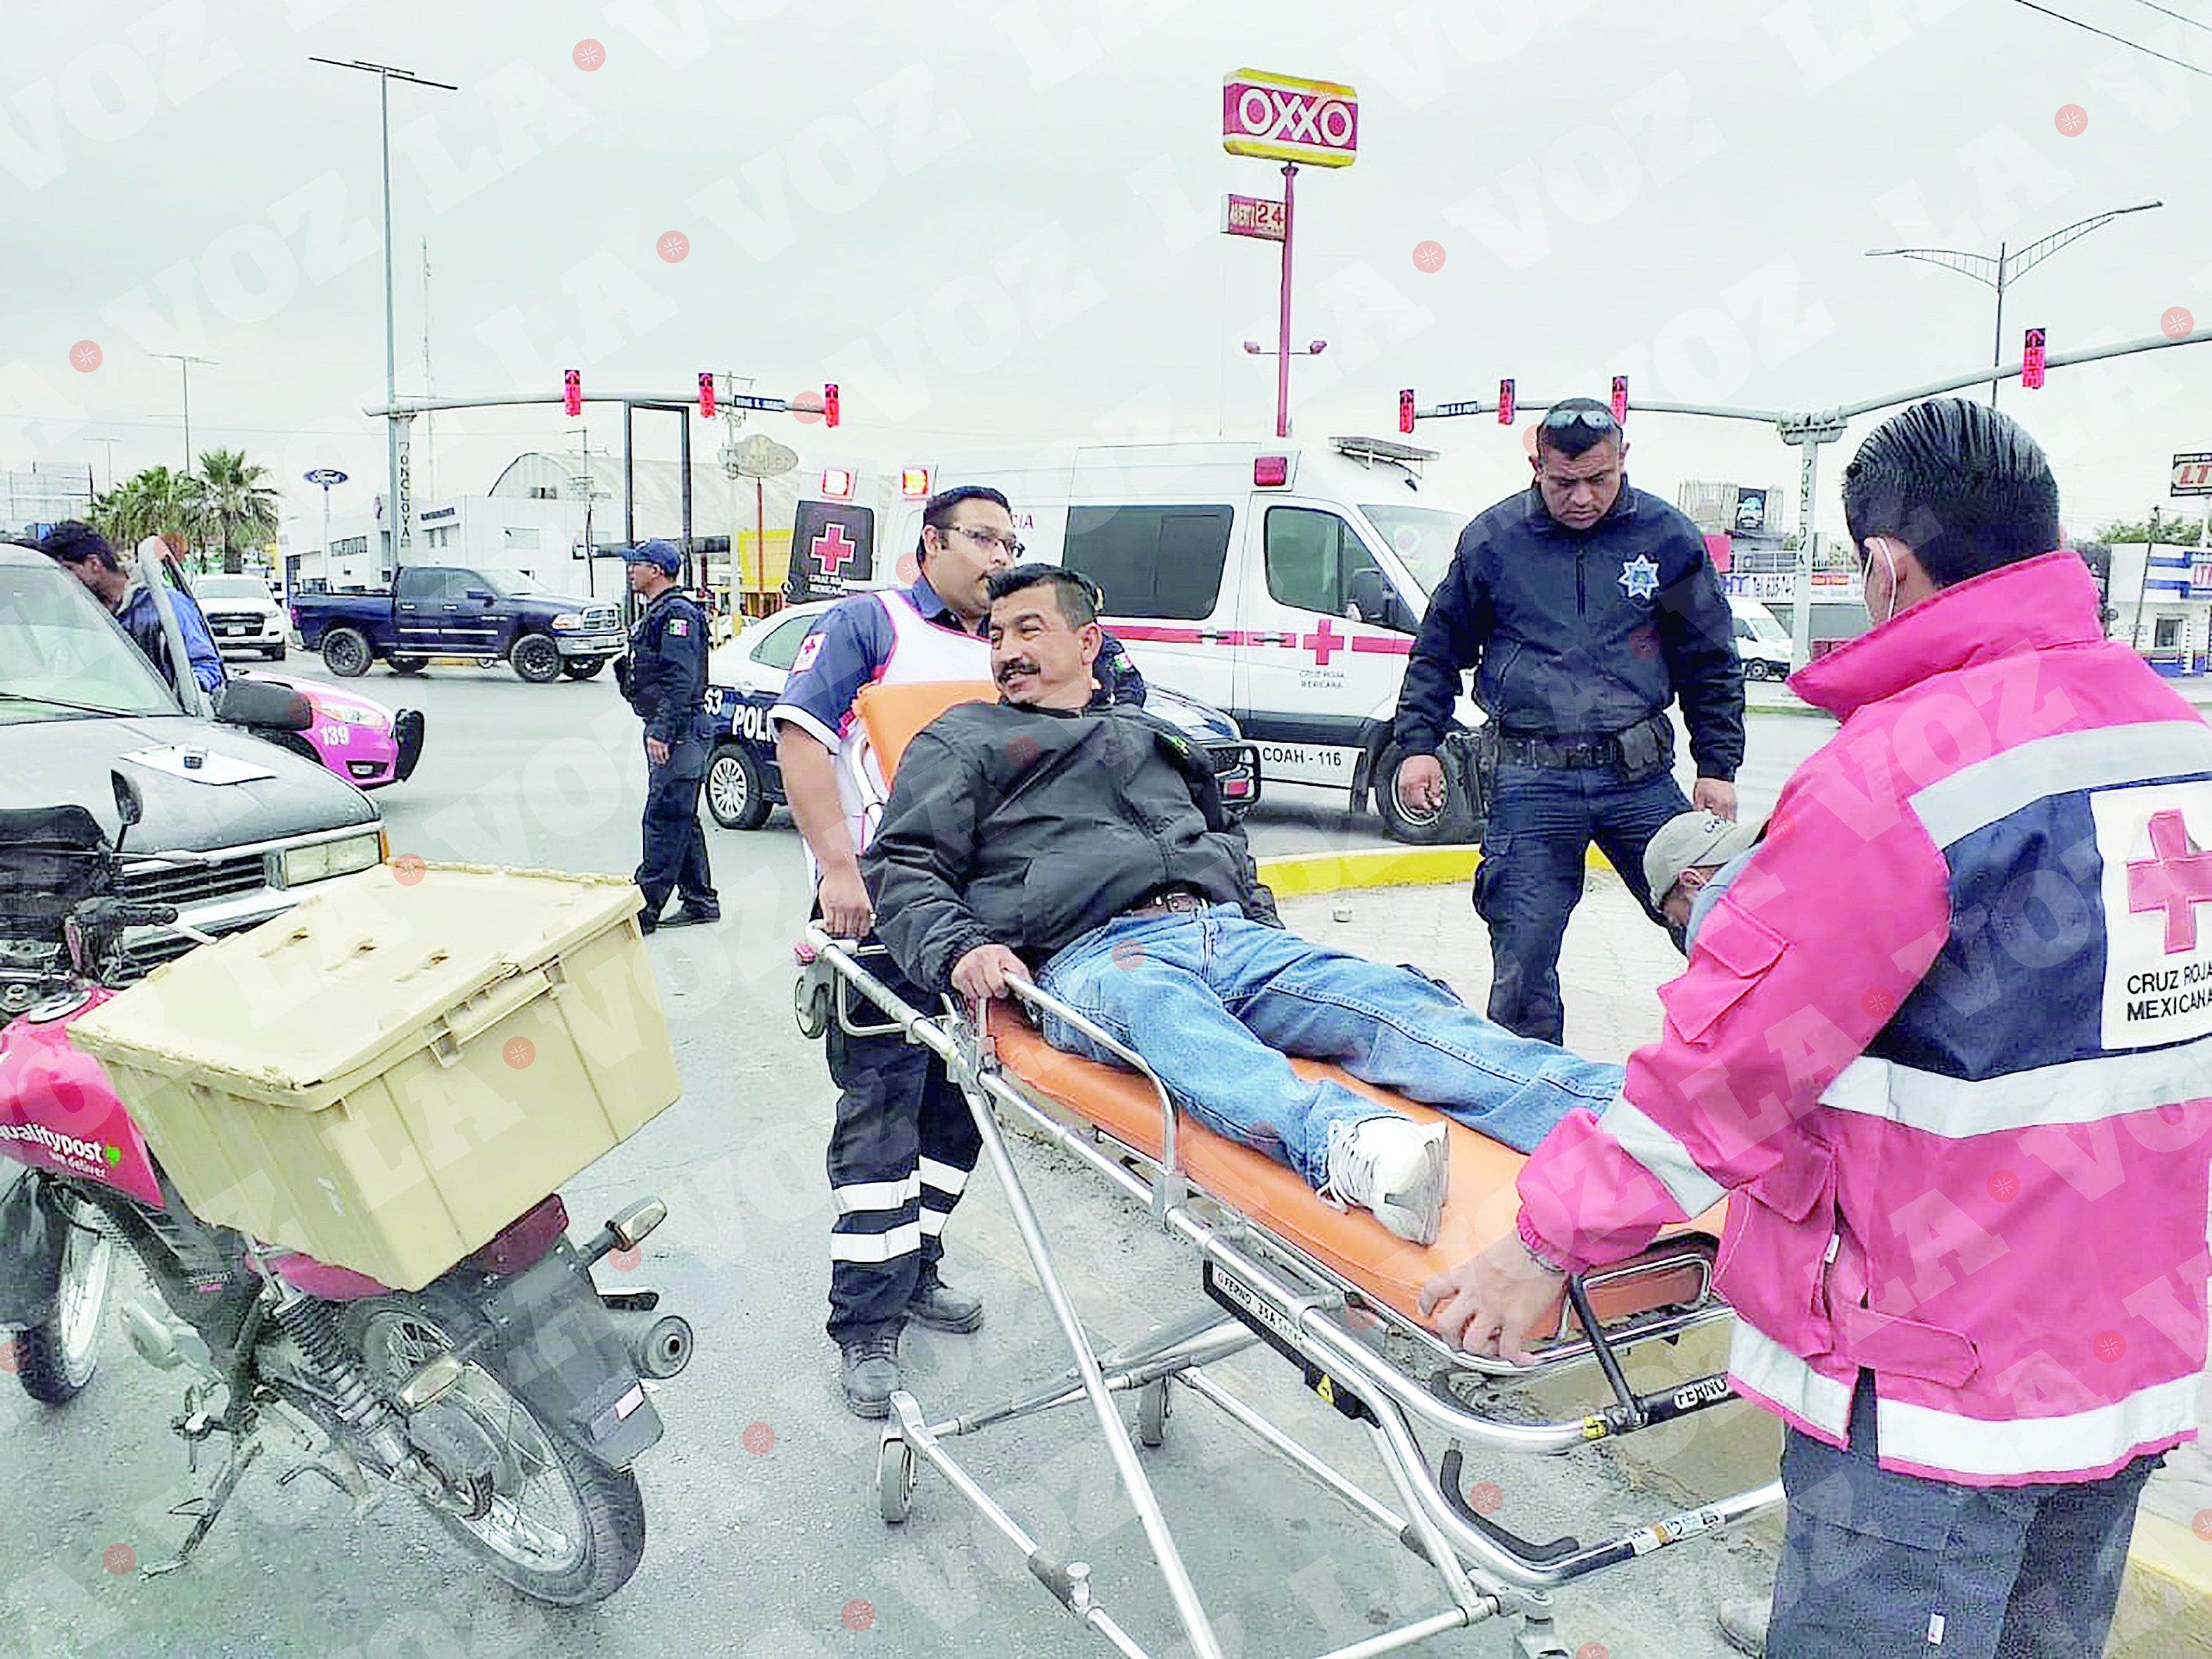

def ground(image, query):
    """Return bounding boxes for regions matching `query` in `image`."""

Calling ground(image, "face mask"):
[1864,538,1901,627]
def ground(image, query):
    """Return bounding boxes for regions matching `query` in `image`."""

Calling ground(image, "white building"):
[288,491,588,593]
[2102,539,2212,675]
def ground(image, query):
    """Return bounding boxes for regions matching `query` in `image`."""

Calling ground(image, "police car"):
[701,599,1261,832]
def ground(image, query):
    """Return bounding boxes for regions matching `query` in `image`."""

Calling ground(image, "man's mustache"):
[996,659,1039,682]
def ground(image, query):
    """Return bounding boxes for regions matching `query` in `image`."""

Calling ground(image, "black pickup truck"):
[289,565,627,684]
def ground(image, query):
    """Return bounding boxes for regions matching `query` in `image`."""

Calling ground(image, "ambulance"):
[786,438,1484,843]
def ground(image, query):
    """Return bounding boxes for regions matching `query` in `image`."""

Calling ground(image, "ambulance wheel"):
[1375,744,1477,846]
[876,1434,915,1525]
[706,744,770,831]
[1137,1377,1172,1448]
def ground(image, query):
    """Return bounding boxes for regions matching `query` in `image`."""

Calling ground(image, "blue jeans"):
[1475,759,1692,1044]
[1770,1374,2161,1657]
[1035,905,1621,1186]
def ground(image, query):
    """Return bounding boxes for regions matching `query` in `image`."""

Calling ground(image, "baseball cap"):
[1642,811,1763,901]
[623,539,681,575]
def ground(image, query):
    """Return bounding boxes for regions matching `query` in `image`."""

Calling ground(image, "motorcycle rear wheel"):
[16,1206,115,1405]
[344,1295,645,1606]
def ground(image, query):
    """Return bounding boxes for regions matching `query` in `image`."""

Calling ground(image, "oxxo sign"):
[1220,69,1358,168]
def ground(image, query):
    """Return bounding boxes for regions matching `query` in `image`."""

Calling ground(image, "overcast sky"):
[8,0,2210,547]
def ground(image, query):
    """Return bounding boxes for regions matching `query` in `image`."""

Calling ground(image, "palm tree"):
[193,448,279,574]
[87,464,203,555]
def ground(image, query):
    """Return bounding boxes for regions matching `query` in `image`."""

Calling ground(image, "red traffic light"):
[698,371,715,420]
[1497,378,1515,425]
[1397,388,1415,435]
[563,368,581,418]
[823,382,840,428]
[2022,327,2047,390]
[1610,375,1628,424]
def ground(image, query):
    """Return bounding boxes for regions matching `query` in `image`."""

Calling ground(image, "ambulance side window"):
[1064,504,1233,620]
[1265,507,1365,618]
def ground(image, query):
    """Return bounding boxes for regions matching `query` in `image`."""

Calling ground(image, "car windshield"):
[472,567,545,597]
[1740,607,1789,643]
[0,560,179,722]
[195,576,271,600]
[1358,506,1467,598]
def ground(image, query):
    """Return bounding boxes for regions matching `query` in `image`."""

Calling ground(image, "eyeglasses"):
[945,524,1026,558]
[1540,407,1619,435]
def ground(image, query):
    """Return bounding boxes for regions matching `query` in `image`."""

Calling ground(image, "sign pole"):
[1276,162,1298,440]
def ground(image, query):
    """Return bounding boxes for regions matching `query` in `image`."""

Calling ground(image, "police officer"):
[1390,398,1743,1044]
[617,539,719,933]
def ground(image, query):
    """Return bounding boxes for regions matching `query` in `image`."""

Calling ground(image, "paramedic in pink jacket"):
[1422,399,2212,1659]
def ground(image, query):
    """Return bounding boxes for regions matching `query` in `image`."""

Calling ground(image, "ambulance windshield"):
[1358,506,1465,599]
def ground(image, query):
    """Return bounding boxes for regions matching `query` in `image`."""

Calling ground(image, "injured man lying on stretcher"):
[862,564,1624,1247]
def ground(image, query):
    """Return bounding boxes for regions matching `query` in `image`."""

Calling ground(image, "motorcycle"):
[0,775,693,1606]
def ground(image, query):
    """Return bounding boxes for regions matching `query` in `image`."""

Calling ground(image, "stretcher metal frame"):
[799,925,1785,1659]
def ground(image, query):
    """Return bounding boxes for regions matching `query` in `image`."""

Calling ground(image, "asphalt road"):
[0,659,1823,1659]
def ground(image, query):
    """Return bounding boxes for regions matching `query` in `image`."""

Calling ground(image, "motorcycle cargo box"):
[69,863,679,1291]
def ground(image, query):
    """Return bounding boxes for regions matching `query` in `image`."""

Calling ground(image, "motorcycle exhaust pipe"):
[606,1309,693,1380]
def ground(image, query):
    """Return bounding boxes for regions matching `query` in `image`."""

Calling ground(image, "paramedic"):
[1390,398,1744,1044]
[865,564,1624,1247]
[1422,400,2212,1659]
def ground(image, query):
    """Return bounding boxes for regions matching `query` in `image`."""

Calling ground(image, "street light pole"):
[311,55,457,581]
[1866,200,2162,408]
[81,435,119,493]
[149,351,215,473]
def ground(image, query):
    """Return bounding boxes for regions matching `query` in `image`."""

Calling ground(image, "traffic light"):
[2022,327,2047,390]
[563,368,581,418]
[1610,375,1628,424]
[1397,388,1415,435]
[823,382,840,428]
[698,371,715,420]
[1497,378,1515,425]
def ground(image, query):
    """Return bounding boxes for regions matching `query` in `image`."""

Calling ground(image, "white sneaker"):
[1321,1117,1448,1245]
[1717,1597,1768,1657]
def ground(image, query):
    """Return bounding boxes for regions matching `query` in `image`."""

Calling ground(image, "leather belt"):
[1124,886,1211,919]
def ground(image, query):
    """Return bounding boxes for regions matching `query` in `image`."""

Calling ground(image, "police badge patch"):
[1618,555,1660,602]
[669,617,690,637]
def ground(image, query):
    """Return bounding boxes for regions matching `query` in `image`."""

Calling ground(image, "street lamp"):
[1866,200,2162,406]
[148,351,215,473]
[310,56,457,577]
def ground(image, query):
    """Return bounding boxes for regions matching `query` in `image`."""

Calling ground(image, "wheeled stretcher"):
[797,681,1784,1659]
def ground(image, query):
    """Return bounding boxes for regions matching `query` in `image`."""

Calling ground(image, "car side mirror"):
[112,771,144,847]
[212,679,315,732]
[466,588,493,602]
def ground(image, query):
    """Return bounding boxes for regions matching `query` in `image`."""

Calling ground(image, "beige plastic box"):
[72,862,680,1291]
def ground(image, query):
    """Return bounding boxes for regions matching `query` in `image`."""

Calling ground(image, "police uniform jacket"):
[1394,482,1744,780]
[625,587,708,744]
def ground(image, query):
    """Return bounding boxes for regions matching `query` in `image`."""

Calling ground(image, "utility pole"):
[311,55,457,579]
[149,352,215,474]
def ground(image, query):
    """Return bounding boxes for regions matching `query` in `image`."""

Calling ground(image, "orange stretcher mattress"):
[854,679,1726,1350]
[987,1004,1726,1349]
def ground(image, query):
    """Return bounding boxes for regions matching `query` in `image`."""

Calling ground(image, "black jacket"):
[1393,483,1745,780]
[622,587,708,744]
[864,701,1279,994]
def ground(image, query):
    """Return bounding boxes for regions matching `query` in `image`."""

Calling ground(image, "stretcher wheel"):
[876,1433,916,1525]
[1137,1377,1172,1448]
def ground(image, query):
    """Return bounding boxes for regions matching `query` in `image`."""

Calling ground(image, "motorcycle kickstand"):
[140,1437,263,1579]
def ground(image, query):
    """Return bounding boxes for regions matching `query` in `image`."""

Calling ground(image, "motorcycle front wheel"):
[343,1295,645,1606]
[16,1200,115,1405]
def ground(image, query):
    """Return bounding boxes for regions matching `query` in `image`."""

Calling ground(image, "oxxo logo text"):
[0,1120,115,1171]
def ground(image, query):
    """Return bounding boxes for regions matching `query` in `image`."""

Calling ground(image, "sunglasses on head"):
[1540,407,1618,435]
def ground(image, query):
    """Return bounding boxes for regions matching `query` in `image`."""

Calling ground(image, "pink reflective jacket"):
[1517,552,2212,1485]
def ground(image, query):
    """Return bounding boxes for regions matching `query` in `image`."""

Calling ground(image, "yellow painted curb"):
[1257,842,1619,897]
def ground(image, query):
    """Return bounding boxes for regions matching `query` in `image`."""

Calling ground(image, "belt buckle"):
[1163,892,1206,914]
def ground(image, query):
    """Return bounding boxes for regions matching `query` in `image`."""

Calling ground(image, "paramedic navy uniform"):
[770,578,994,1345]
[624,584,718,921]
